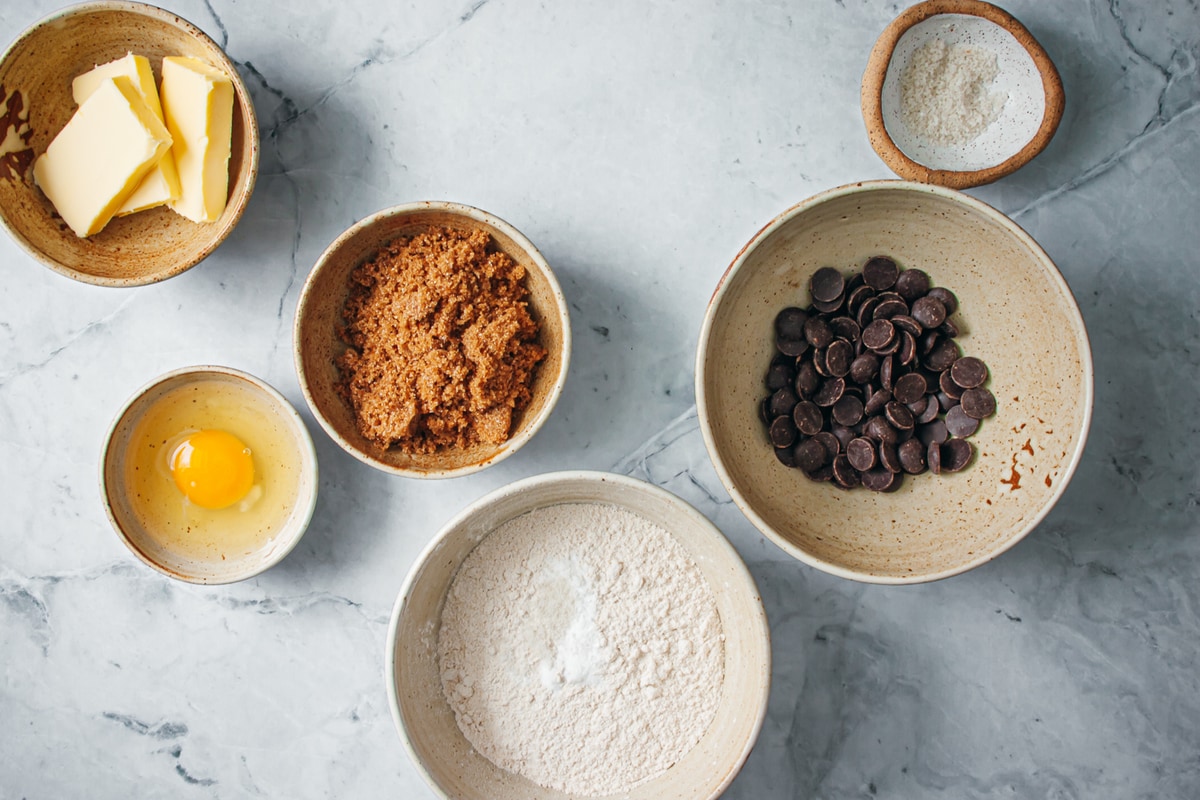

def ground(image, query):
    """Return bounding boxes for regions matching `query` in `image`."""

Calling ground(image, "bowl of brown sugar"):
[294,202,570,478]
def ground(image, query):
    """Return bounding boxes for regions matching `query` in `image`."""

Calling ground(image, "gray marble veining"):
[1,0,1198,797]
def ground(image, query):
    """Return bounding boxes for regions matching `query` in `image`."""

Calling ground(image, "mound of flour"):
[437,502,725,796]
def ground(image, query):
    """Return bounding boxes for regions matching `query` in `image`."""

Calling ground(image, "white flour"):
[437,502,725,796]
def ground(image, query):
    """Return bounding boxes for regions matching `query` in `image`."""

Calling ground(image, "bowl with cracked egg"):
[385,470,771,800]
[697,180,1093,583]
[0,1,259,286]
[294,201,570,479]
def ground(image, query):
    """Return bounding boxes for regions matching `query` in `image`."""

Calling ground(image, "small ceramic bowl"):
[294,201,570,479]
[386,470,771,800]
[697,180,1093,583]
[101,366,318,584]
[861,0,1063,189]
[0,1,259,286]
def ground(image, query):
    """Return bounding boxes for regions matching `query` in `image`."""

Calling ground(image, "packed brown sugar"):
[336,227,545,453]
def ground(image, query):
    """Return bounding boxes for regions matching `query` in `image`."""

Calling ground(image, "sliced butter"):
[161,56,234,223]
[32,76,172,237]
[73,53,180,215]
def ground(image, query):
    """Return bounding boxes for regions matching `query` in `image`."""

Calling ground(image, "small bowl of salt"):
[861,0,1064,189]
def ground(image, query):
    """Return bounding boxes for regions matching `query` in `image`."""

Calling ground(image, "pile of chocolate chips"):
[760,256,995,491]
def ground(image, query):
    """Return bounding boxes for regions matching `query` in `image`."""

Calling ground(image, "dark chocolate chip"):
[832,394,865,427]
[832,454,861,489]
[813,377,846,407]
[892,372,927,405]
[879,441,902,473]
[885,401,915,430]
[769,415,798,448]
[911,296,947,329]
[766,359,794,391]
[776,335,810,357]
[907,395,928,416]
[916,394,941,424]
[794,438,828,472]
[864,388,892,417]
[960,387,996,419]
[861,467,898,492]
[894,269,931,302]
[939,369,964,399]
[927,440,942,475]
[795,361,820,398]
[862,256,900,290]
[847,285,874,315]
[774,307,808,340]
[926,287,958,315]
[945,404,981,437]
[811,295,844,314]
[865,415,899,445]
[919,330,940,356]
[897,331,917,366]
[880,353,895,391]
[898,438,927,474]
[803,318,833,349]
[769,387,798,418]
[862,319,896,351]
[810,267,845,303]
[814,431,841,460]
[832,424,857,450]
[812,347,830,377]
[918,419,949,446]
[806,464,834,483]
[938,391,958,412]
[775,446,798,467]
[938,319,960,338]
[950,356,989,389]
[792,400,824,436]
[926,338,962,372]
[825,339,854,377]
[856,296,880,329]
[846,437,877,471]
[941,438,975,472]
[759,396,772,425]
[872,299,908,321]
[891,315,922,337]
[829,316,861,343]
[849,353,880,384]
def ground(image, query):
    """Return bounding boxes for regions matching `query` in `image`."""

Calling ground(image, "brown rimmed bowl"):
[294,201,570,478]
[861,0,1064,189]
[696,180,1093,583]
[0,1,259,286]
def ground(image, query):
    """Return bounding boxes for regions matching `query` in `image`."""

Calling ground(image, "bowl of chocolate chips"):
[696,180,1093,582]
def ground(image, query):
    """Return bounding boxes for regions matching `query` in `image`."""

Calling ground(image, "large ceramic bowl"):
[294,202,570,478]
[697,180,1093,583]
[385,471,771,799]
[0,1,259,285]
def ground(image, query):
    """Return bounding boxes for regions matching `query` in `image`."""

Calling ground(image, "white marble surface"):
[2,0,1198,797]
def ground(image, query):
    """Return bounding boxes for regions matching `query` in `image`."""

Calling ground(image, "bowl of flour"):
[860,0,1064,188]
[385,471,771,799]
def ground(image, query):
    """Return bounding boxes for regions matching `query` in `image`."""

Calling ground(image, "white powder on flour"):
[437,502,725,796]
[900,38,1007,146]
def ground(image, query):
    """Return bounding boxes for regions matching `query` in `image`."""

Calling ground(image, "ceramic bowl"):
[696,180,1093,583]
[861,0,1064,189]
[386,470,771,800]
[294,201,570,478]
[0,1,259,286]
[101,366,318,584]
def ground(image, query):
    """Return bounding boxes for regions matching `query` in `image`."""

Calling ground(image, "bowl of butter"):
[0,1,259,286]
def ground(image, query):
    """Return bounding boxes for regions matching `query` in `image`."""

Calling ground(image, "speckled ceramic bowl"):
[696,181,1093,583]
[294,201,570,479]
[0,2,259,285]
[386,470,771,800]
[101,366,318,584]
[861,0,1063,188]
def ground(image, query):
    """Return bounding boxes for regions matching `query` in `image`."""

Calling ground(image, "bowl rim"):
[384,469,772,800]
[0,0,261,287]
[293,200,572,479]
[859,0,1065,189]
[695,179,1095,584]
[99,364,319,584]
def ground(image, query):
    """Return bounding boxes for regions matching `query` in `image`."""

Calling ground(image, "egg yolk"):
[169,429,255,509]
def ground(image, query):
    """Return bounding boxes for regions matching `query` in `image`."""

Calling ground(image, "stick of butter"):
[72,53,181,216]
[33,75,172,238]
[161,57,234,223]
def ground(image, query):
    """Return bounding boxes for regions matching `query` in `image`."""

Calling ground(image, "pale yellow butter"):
[33,76,172,237]
[73,53,180,215]
[161,57,234,223]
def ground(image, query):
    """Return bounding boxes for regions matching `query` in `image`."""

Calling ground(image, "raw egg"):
[118,373,306,568]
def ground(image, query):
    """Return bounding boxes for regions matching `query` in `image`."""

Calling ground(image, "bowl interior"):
[102,368,317,584]
[699,183,1092,582]
[296,205,569,477]
[880,13,1045,172]
[0,2,258,285]
[388,472,770,800]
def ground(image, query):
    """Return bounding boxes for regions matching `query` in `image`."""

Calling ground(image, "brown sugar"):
[336,227,546,453]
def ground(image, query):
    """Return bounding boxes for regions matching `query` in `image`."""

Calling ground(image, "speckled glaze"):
[696,181,1093,583]
[861,0,1064,189]
[100,366,318,584]
[293,202,571,479]
[0,1,259,286]
[386,471,771,800]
